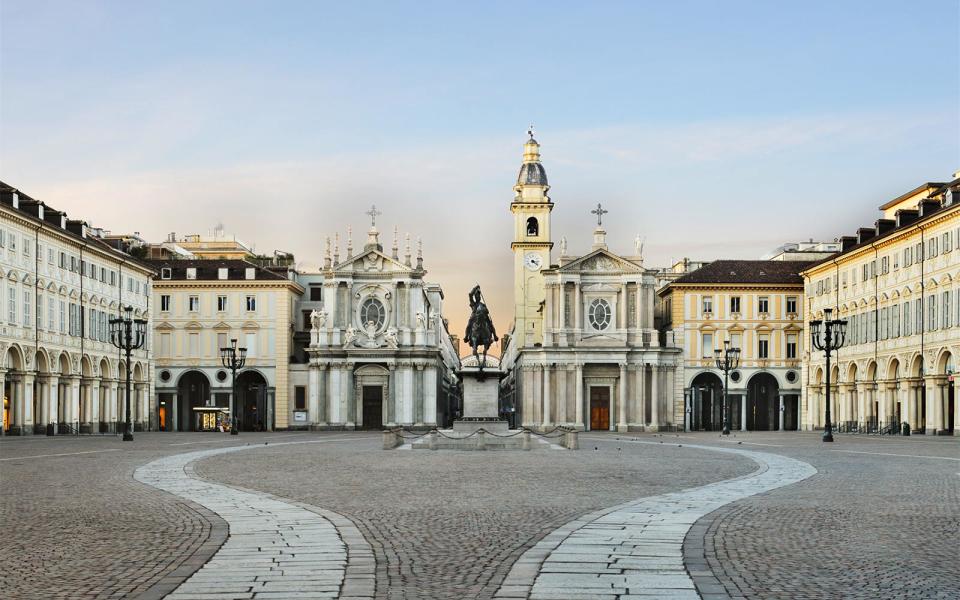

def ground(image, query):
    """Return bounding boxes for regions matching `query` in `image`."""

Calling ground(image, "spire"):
[416,237,423,270]
[404,233,412,267]
[333,232,340,265]
[392,226,399,260]
[346,226,353,257]
[324,236,332,269]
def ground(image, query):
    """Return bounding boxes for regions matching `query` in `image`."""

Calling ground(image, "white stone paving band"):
[134,441,374,600]
[494,442,817,600]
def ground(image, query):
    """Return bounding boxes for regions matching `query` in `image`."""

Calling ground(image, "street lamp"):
[810,307,847,442]
[714,340,741,436]
[109,306,148,442]
[219,339,247,435]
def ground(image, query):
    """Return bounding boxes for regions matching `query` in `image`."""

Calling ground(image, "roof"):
[148,259,291,282]
[879,182,947,211]
[0,180,155,272]
[517,162,548,186]
[803,177,960,272]
[669,260,815,286]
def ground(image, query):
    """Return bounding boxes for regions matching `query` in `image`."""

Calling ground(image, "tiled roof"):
[670,260,815,285]
[148,259,289,281]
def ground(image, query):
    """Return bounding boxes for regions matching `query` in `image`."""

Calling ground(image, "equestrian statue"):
[464,284,498,372]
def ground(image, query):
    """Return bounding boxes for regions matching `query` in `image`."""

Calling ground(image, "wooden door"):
[590,387,610,431]
[362,386,383,430]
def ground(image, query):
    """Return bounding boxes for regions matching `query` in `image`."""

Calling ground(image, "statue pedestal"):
[414,364,548,450]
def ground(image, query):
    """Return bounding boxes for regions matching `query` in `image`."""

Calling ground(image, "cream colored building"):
[500,134,681,432]
[660,261,812,431]
[0,181,153,435]
[151,260,303,431]
[802,173,960,435]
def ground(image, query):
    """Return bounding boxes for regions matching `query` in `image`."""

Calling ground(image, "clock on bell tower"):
[511,129,553,348]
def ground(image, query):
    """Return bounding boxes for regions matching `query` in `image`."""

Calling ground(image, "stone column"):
[646,287,658,347]
[544,284,554,346]
[22,375,34,434]
[542,365,552,427]
[619,283,628,333]
[573,283,582,331]
[778,393,785,431]
[574,364,584,430]
[558,282,567,347]
[387,364,396,425]
[741,393,748,431]
[414,364,425,425]
[424,366,437,426]
[345,364,355,428]
[634,284,643,337]
[650,366,660,431]
[308,364,320,425]
[637,365,646,427]
[557,367,568,425]
[70,377,81,429]
[328,367,342,425]
[617,363,628,432]
[403,365,415,424]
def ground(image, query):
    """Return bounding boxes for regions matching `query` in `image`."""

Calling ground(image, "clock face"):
[524,252,543,271]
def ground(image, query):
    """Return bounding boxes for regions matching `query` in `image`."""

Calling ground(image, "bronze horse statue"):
[464,285,498,371]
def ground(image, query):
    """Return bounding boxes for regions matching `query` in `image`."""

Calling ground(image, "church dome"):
[517,162,548,186]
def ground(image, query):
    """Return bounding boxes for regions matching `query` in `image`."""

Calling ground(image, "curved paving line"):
[134,441,375,600]
[494,442,816,600]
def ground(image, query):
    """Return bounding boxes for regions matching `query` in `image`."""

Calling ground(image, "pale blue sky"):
[2,1,958,334]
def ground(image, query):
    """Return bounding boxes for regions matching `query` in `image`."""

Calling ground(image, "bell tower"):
[511,130,553,348]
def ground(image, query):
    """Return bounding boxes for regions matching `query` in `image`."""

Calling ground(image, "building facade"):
[802,173,960,435]
[500,134,682,431]
[660,261,812,432]
[290,222,461,430]
[0,181,154,435]
[151,259,303,432]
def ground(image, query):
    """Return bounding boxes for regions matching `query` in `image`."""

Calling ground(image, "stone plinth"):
[460,366,503,419]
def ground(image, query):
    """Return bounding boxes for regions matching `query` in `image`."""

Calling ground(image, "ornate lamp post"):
[714,340,741,435]
[219,338,247,435]
[810,307,847,442]
[109,306,147,442]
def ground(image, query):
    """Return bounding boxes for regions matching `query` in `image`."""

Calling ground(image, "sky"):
[1,1,958,345]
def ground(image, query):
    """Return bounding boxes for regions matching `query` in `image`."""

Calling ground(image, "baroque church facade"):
[288,218,461,430]
[500,135,682,431]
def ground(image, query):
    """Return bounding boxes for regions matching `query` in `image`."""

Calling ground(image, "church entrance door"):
[590,386,610,431]
[362,386,383,430]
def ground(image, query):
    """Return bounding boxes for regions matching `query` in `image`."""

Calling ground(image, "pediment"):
[212,321,231,330]
[155,321,176,331]
[184,321,203,330]
[558,248,641,273]
[333,249,413,275]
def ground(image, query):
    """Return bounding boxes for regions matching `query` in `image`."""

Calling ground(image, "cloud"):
[3,109,956,343]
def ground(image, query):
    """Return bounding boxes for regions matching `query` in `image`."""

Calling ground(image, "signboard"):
[293,411,308,423]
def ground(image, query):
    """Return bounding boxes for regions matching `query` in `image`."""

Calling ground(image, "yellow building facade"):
[151,260,303,432]
[660,261,809,431]
[802,174,960,435]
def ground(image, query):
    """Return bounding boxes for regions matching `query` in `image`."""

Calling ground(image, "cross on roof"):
[591,203,608,227]
[365,204,382,228]
[527,124,535,140]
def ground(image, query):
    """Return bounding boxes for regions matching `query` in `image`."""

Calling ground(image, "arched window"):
[360,297,386,332]
[526,217,539,237]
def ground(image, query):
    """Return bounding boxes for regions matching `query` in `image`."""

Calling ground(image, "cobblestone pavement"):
[196,433,754,600]
[493,443,815,600]
[667,431,960,600]
[135,441,374,600]
[0,432,316,600]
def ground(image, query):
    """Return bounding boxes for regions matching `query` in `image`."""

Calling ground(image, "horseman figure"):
[464,284,498,371]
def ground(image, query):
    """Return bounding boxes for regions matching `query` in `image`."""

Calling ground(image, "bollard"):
[521,430,531,451]
[476,429,487,450]
[382,429,398,450]
[429,431,438,450]
[566,429,579,450]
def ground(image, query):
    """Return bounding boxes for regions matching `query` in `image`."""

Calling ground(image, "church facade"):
[288,218,461,430]
[500,135,682,431]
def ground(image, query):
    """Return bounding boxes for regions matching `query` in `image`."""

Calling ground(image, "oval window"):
[360,297,386,332]
[588,298,612,331]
